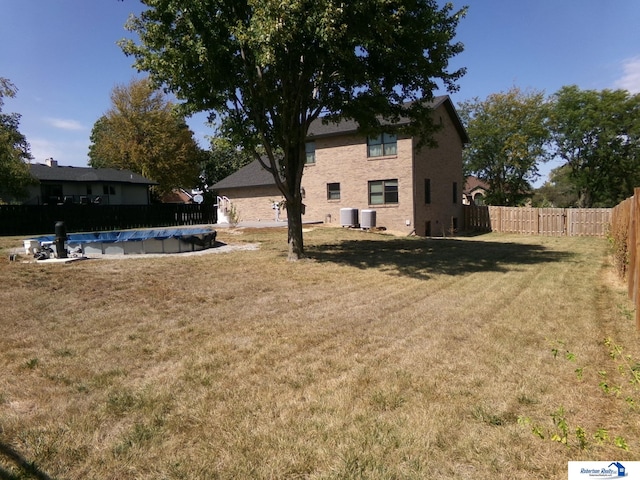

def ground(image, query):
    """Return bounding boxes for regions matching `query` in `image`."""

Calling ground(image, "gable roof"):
[211,159,276,190]
[464,176,489,194]
[30,164,157,185]
[307,95,469,144]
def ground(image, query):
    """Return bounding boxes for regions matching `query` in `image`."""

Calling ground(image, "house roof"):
[464,175,489,194]
[211,159,276,190]
[30,163,158,185]
[307,95,469,144]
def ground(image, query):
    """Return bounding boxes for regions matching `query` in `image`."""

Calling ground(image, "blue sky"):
[2,1,640,186]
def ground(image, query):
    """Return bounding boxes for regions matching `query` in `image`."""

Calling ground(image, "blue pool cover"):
[35,227,215,244]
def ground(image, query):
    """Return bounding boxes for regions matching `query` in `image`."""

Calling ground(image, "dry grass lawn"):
[0,226,638,479]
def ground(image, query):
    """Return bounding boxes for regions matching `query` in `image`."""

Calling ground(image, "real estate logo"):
[569,462,640,479]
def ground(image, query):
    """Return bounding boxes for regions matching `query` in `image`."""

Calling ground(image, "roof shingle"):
[30,164,157,185]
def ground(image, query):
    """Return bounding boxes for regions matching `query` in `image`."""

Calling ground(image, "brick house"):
[212,95,468,236]
[463,176,489,206]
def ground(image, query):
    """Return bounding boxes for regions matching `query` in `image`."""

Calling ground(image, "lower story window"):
[327,182,341,200]
[369,179,398,205]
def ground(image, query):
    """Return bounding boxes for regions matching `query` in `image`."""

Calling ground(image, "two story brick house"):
[212,95,468,236]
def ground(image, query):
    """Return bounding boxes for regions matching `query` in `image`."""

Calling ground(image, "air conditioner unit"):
[361,209,376,229]
[340,208,359,227]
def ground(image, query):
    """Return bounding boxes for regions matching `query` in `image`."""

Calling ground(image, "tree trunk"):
[286,195,305,261]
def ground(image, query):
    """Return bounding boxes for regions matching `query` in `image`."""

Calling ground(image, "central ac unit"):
[340,208,359,227]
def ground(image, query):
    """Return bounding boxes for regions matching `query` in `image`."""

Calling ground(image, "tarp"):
[34,227,215,244]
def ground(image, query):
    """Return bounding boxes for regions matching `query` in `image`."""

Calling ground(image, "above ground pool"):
[26,227,217,256]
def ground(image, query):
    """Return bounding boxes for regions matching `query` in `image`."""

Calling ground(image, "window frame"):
[368,179,399,205]
[327,182,341,200]
[367,133,398,157]
[305,141,316,164]
[425,178,431,204]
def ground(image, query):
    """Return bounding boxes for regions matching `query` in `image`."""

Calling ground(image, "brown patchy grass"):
[0,227,638,479]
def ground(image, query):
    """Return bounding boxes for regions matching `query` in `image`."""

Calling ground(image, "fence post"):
[634,189,640,330]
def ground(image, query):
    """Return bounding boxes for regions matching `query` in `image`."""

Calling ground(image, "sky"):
[2,1,640,186]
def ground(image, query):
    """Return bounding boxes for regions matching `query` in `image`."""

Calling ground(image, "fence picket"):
[464,205,611,237]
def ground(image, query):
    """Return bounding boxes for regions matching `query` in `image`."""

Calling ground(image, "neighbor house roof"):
[464,176,489,194]
[30,163,157,185]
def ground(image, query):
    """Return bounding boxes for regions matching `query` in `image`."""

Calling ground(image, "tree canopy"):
[549,85,640,207]
[88,77,201,196]
[530,164,579,208]
[198,137,253,203]
[0,78,34,203]
[458,87,551,206]
[120,0,467,259]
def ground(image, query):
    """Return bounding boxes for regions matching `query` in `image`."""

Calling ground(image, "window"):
[369,179,398,205]
[367,133,397,157]
[452,181,458,204]
[425,179,431,204]
[103,185,116,195]
[305,142,316,164]
[42,184,63,204]
[327,183,340,200]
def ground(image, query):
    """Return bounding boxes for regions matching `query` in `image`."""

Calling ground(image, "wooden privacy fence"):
[0,203,217,236]
[463,205,612,237]
[610,188,640,329]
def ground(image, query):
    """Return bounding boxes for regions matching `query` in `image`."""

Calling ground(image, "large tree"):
[120,0,466,260]
[530,164,579,208]
[0,78,34,203]
[549,85,640,207]
[458,87,551,206]
[88,77,201,195]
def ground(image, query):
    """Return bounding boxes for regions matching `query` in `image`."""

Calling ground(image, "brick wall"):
[412,107,465,236]
[218,185,284,223]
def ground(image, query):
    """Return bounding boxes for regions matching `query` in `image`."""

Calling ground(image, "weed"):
[24,358,39,369]
[53,348,74,358]
[370,390,405,412]
[550,406,569,446]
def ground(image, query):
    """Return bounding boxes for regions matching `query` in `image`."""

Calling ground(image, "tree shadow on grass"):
[307,236,575,280]
[0,443,57,480]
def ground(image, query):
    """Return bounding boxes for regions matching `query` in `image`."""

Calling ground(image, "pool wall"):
[27,227,217,256]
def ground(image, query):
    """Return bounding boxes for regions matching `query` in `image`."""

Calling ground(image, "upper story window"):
[305,142,316,164]
[367,133,397,157]
[369,179,398,205]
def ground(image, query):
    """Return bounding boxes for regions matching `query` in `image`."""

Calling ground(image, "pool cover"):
[35,227,216,244]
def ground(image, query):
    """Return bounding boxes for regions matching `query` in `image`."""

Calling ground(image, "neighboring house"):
[463,176,489,206]
[212,95,469,236]
[161,188,195,204]
[25,158,157,206]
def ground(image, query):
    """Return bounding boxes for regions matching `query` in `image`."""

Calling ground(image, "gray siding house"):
[25,158,157,205]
